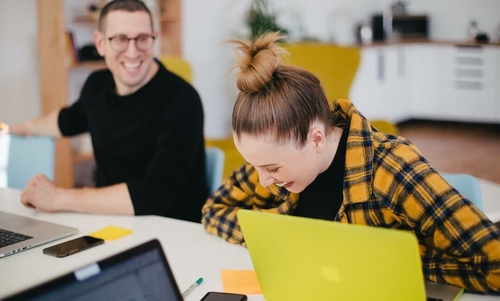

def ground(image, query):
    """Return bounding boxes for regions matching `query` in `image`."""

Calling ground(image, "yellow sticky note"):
[221,270,261,295]
[89,225,133,241]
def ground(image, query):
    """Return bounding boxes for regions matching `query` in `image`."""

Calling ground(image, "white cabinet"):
[410,44,445,119]
[350,47,385,119]
[350,45,412,122]
[386,45,412,122]
[352,43,500,124]
[438,45,498,122]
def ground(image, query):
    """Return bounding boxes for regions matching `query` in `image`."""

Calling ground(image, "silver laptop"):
[0,211,78,258]
[4,239,184,301]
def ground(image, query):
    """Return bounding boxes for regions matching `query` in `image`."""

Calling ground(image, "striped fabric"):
[202,99,500,294]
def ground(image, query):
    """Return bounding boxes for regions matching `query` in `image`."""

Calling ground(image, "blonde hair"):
[229,32,338,147]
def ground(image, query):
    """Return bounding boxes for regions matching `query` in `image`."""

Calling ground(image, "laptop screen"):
[5,239,183,301]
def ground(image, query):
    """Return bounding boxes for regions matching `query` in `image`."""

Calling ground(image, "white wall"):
[0,0,40,125]
[403,0,500,41]
[183,0,251,139]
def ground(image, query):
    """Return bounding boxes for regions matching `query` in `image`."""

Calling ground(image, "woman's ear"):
[309,127,326,153]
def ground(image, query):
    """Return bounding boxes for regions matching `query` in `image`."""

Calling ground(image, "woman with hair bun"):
[202,32,500,294]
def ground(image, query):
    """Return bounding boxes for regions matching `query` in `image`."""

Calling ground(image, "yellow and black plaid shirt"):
[202,99,500,294]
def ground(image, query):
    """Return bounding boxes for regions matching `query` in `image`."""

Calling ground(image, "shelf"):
[73,14,99,24]
[159,13,180,22]
[70,61,107,71]
[73,152,94,163]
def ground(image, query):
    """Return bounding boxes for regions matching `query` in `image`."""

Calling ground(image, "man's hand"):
[8,109,63,138]
[8,123,32,136]
[20,175,134,215]
[21,174,60,212]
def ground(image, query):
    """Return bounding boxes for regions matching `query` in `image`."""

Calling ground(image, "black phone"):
[43,235,104,258]
[200,292,247,301]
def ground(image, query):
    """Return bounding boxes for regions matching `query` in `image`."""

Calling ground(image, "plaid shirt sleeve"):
[201,163,298,245]
[335,98,500,294]
[370,138,500,294]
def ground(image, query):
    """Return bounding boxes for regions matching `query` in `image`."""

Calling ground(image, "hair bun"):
[229,32,287,93]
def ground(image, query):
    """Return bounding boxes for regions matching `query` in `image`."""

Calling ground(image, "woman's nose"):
[258,171,275,187]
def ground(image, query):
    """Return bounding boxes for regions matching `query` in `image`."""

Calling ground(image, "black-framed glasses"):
[103,34,156,52]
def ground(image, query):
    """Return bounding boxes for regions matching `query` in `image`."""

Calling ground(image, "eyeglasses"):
[103,34,156,52]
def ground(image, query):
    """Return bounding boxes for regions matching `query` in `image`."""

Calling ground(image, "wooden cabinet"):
[38,0,73,188]
[37,0,182,187]
[158,0,182,56]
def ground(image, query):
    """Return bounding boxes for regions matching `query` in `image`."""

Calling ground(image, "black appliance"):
[372,14,386,41]
[392,14,429,38]
[372,14,429,41]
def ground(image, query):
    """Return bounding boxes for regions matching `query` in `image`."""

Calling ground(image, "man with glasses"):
[9,0,208,222]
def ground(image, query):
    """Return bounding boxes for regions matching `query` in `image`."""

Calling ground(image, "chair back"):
[205,147,225,194]
[281,43,361,100]
[370,119,399,135]
[158,56,192,83]
[0,135,55,190]
[442,173,484,211]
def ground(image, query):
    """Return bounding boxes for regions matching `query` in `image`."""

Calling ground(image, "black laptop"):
[4,239,183,301]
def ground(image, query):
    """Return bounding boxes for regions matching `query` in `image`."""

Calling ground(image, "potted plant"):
[246,0,288,40]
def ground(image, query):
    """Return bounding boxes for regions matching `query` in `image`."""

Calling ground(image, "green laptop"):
[237,209,464,301]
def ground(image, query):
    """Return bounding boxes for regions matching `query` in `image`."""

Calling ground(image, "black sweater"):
[58,62,208,222]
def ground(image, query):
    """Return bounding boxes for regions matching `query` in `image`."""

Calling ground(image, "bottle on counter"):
[467,20,478,41]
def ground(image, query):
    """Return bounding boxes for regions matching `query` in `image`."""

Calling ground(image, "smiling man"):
[9,0,208,222]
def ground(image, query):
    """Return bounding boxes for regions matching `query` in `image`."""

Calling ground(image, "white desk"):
[1,185,499,301]
[480,179,500,223]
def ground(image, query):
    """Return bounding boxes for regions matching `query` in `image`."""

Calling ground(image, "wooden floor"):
[398,120,500,185]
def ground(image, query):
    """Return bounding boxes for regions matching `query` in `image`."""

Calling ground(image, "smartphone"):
[43,236,104,258]
[200,292,247,301]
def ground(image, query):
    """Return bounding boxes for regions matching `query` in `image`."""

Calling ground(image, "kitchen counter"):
[359,38,500,47]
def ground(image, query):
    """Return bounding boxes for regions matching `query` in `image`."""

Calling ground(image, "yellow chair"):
[281,43,361,100]
[281,45,398,136]
[207,45,362,180]
[158,55,192,83]
[370,119,399,135]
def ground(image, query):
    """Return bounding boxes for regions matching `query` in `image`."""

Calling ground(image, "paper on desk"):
[221,270,261,294]
[89,225,132,241]
[0,121,9,132]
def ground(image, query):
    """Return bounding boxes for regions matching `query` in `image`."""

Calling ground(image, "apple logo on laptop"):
[320,264,342,283]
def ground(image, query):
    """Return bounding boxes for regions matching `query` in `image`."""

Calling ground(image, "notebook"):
[4,239,184,301]
[0,210,78,258]
[237,209,464,301]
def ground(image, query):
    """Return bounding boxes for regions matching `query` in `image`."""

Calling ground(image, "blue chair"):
[442,173,484,211]
[0,135,55,190]
[205,147,225,194]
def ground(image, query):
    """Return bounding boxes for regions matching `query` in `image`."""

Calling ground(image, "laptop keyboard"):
[0,229,33,248]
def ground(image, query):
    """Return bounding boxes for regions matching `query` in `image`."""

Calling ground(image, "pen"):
[181,277,203,298]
